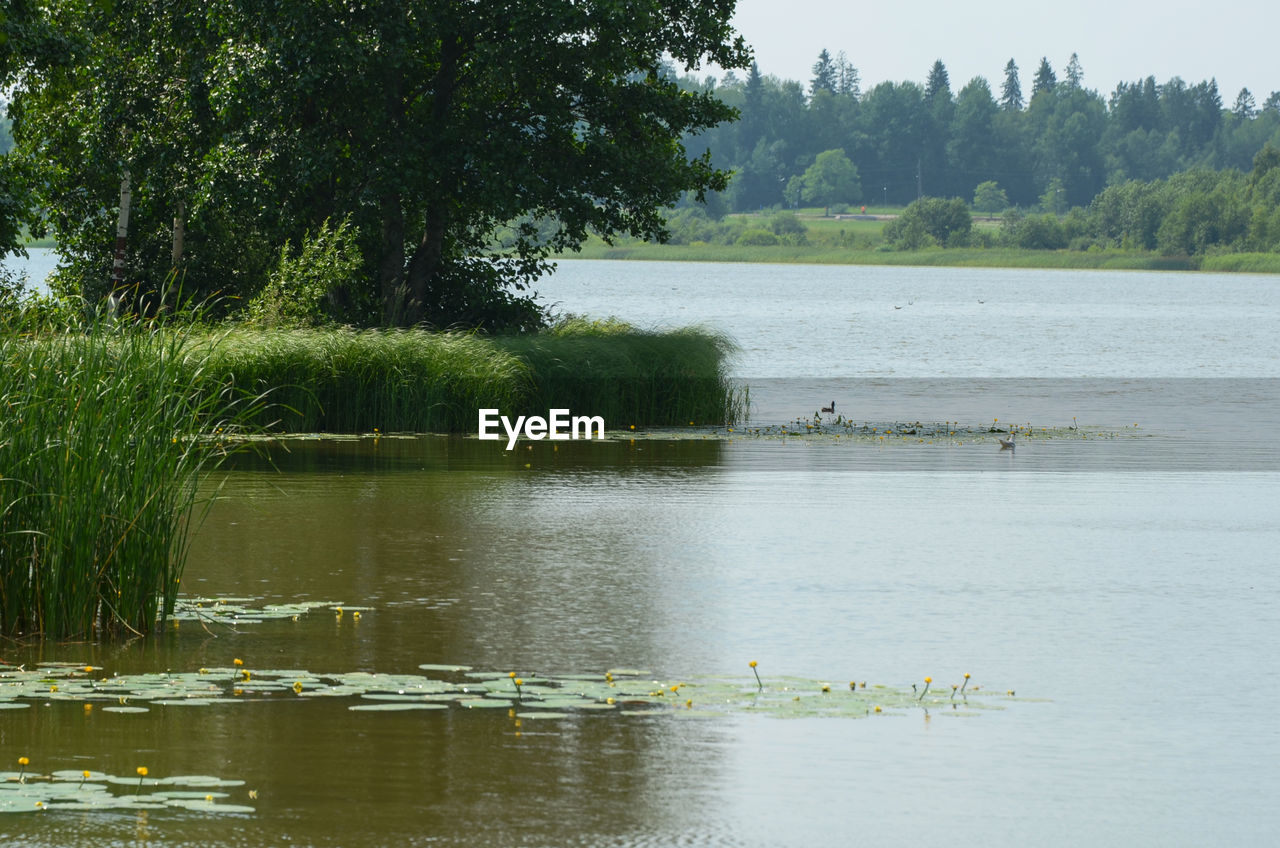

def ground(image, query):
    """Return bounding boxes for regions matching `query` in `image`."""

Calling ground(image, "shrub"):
[884,197,971,249]
[1004,213,1068,249]
[736,229,779,246]
[245,216,371,327]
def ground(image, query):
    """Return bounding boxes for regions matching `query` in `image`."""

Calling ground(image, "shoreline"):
[557,242,1280,275]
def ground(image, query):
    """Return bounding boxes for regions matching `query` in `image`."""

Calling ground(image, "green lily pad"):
[348,703,447,711]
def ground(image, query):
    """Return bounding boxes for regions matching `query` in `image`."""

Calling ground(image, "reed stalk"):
[1,313,254,638]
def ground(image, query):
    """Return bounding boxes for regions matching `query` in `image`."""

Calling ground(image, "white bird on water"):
[998,432,1016,450]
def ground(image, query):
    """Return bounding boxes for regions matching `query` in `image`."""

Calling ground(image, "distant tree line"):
[885,145,1280,256]
[661,143,1280,259]
[677,51,1280,216]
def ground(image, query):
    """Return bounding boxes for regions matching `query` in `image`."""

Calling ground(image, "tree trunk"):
[393,35,467,326]
[171,199,185,269]
[403,203,447,326]
[378,193,406,325]
[110,170,132,301]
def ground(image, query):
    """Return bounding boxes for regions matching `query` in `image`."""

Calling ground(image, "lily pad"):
[348,703,447,711]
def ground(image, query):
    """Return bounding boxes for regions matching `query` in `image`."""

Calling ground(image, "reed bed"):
[1199,253,1280,274]
[494,319,745,428]
[187,322,743,433]
[0,318,250,639]
[190,328,531,433]
[562,242,1209,272]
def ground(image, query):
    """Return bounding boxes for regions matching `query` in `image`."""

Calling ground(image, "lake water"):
[0,247,58,294]
[4,259,1279,846]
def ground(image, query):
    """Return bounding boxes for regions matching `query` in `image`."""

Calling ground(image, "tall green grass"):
[190,328,530,433]
[187,322,743,433]
[1199,253,1280,274]
[1,317,250,639]
[495,318,745,427]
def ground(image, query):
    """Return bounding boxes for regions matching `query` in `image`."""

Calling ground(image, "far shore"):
[557,241,1280,274]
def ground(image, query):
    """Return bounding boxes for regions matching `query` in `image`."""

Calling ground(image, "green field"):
[560,210,1280,273]
[563,239,1214,272]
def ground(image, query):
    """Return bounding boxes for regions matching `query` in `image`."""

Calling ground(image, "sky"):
[725,0,1279,103]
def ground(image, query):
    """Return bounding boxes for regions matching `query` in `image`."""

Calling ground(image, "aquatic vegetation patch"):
[0,765,253,815]
[624,417,1141,444]
[168,597,361,628]
[185,322,744,433]
[0,662,1021,721]
[0,317,262,639]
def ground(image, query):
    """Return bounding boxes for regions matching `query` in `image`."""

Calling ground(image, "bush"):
[1003,213,1068,249]
[884,197,971,249]
[736,229,779,246]
[768,212,808,245]
[245,216,371,327]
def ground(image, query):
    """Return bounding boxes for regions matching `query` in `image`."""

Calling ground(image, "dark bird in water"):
[821,401,835,415]
[998,432,1016,450]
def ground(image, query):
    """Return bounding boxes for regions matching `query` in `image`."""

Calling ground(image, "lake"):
[4,259,1279,846]
[0,247,59,295]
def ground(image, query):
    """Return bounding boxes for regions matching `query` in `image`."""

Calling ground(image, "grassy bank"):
[0,319,251,639]
[189,322,743,433]
[558,240,1241,272]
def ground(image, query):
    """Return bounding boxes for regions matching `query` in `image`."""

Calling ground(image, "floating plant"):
[0,767,253,815]
[0,662,1024,721]
[170,596,362,626]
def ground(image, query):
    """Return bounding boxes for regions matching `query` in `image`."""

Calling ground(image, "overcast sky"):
[726,0,1278,103]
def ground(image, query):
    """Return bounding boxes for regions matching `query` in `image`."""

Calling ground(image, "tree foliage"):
[680,48,1280,219]
[1000,59,1023,111]
[3,0,749,328]
[972,181,1009,213]
[792,148,861,207]
[883,197,971,248]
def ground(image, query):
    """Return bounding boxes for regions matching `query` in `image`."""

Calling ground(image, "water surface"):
[5,260,1279,846]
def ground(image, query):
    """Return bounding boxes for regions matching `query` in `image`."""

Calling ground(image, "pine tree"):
[1000,59,1023,111]
[1032,57,1056,97]
[835,50,860,98]
[1064,53,1084,89]
[811,49,837,97]
[1233,88,1257,119]
[925,59,951,103]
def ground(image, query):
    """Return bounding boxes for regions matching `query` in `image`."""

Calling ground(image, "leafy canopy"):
[3,0,751,328]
